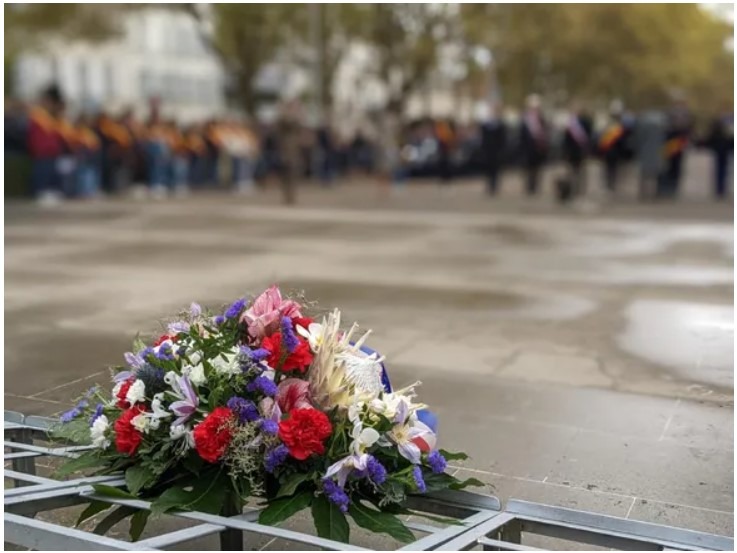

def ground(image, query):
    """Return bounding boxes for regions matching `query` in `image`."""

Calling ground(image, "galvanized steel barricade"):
[4,411,734,551]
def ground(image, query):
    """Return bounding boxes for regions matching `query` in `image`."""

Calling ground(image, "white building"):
[13,8,227,123]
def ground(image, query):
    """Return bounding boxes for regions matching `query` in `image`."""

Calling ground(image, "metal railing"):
[4,411,733,551]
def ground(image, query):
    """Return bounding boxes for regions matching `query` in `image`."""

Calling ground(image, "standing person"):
[275,99,304,205]
[167,121,190,197]
[562,102,592,197]
[632,109,667,201]
[435,118,456,186]
[480,101,507,195]
[96,110,133,195]
[662,97,692,199]
[519,94,549,196]
[26,85,66,205]
[597,100,629,193]
[704,104,733,200]
[74,114,102,199]
[378,107,407,194]
[120,109,146,192]
[203,119,223,187]
[143,113,172,199]
[316,120,336,187]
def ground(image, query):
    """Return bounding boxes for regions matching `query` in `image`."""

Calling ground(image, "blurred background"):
[3,3,734,203]
[3,3,735,548]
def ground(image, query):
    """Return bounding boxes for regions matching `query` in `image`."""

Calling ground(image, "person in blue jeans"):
[143,117,171,199]
[27,85,66,205]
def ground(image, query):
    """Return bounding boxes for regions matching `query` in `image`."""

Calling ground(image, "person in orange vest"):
[597,100,631,193]
[96,110,133,194]
[74,114,102,198]
[662,97,693,199]
[27,85,66,205]
[435,118,456,186]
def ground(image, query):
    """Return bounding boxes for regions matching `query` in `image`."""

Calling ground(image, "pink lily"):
[240,285,302,340]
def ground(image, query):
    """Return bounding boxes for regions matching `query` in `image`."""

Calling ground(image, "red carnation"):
[116,377,135,409]
[193,407,234,463]
[114,405,146,456]
[261,332,313,373]
[278,408,332,460]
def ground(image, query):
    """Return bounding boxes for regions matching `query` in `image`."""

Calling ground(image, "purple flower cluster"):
[246,375,277,397]
[427,450,447,474]
[280,316,299,353]
[89,403,104,426]
[412,466,427,493]
[366,456,388,485]
[225,298,246,319]
[323,479,350,513]
[227,397,260,423]
[265,445,289,473]
[156,342,175,361]
[60,399,88,423]
[259,419,279,435]
[213,315,226,326]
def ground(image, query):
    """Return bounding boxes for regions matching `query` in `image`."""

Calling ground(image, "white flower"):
[164,371,178,386]
[170,424,195,449]
[339,351,384,396]
[296,322,325,351]
[112,381,123,400]
[125,380,146,405]
[131,413,152,434]
[90,415,110,449]
[182,363,206,387]
[210,347,241,376]
[350,425,380,455]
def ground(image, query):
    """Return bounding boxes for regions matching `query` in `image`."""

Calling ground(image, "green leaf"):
[50,419,94,445]
[348,501,414,544]
[150,471,228,516]
[54,451,106,478]
[311,495,350,543]
[276,473,308,499]
[439,449,468,461]
[449,477,486,491]
[91,484,137,499]
[258,491,312,526]
[132,334,147,354]
[125,464,156,495]
[76,500,112,527]
[93,506,137,536]
[129,509,150,541]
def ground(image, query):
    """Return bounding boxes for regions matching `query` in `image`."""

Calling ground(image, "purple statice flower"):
[246,375,277,397]
[156,342,175,361]
[280,316,299,353]
[89,403,104,426]
[224,298,246,319]
[265,445,289,473]
[190,302,202,318]
[259,418,279,435]
[412,466,427,493]
[140,346,155,360]
[366,456,388,485]
[227,397,259,423]
[240,346,270,364]
[113,370,134,384]
[60,399,88,423]
[427,450,447,474]
[322,479,350,513]
[168,320,190,334]
[213,315,226,326]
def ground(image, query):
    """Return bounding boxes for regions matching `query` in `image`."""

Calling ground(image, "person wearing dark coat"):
[518,94,549,196]
[704,106,733,199]
[562,103,593,196]
[597,100,630,193]
[662,98,693,198]
[479,102,507,195]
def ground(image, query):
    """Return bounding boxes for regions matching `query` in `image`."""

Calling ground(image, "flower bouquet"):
[54,285,481,544]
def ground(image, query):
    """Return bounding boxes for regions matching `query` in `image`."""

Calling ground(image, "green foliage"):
[311,495,350,543]
[348,500,414,544]
[438,449,468,462]
[129,509,150,541]
[258,491,313,526]
[150,470,230,516]
[76,500,112,527]
[276,473,309,499]
[125,464,157,495]
[54,451,108,478]
[92,505,137,536]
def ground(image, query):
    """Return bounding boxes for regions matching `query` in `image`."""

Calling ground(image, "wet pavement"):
[4,170,734,547]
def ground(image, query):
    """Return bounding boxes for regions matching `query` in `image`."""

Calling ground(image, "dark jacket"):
[518,113,549,167]
[562,114,593,166]
[480,119,507,169]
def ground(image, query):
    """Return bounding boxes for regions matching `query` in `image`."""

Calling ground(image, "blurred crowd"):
[4,85,734,207]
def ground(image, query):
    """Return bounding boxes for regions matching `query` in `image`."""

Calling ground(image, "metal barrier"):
[4,411,733,551]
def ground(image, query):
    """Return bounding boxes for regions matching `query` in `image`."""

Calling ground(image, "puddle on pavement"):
[276,279,594,322]
[617,300,734,389]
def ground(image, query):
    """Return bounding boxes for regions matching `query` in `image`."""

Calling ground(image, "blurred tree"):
[459,4,733,114]
[4,4,132,57]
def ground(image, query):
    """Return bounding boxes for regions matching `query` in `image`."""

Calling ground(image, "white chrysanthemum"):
[170,424,195,449]
[131,413,152,434]
[90,415,110,449]
[125,379,146,405]
[182,363,206,386]
[210,347,241,376]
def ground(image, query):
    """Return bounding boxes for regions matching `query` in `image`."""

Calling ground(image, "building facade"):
[13,8,227,123]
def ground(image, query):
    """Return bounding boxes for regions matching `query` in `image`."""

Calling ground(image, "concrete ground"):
[4,154,734,548]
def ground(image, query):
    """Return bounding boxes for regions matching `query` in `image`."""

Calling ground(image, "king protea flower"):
[300,309,384,410]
